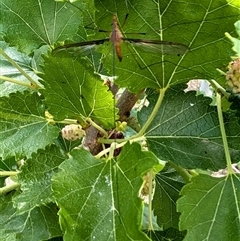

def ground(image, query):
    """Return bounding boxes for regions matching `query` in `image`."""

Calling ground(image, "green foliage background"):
[0,0,240,240]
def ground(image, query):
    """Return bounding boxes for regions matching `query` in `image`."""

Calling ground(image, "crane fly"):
[53,14,189,62]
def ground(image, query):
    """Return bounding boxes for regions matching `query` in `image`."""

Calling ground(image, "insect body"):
[53,14,188,61]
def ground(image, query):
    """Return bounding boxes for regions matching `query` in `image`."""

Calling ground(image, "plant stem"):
[216,91,233,174]
[208,79,229,98]
[0,182,20,195]
[95,136,146,158]
[0,48,40,89]
[137,87,168,137]
[0,75,37,89]
[0,171,20,176]
[148,170,154,230]
[168,161,192,183]
[98,87,168,145]
[54,119,80,124]
[86,118,108,138]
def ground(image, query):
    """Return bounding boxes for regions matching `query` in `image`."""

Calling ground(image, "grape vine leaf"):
[40,53,117,128]
[153,164,185,230]
[0,91,60,159]
[0,192,61,241]
[177,174,240,241]
[1,0,239,93]
[52,142,161,240]
[13,145,67,215]
[138,86,240,170]
[0,0,94,54]
[92,0,240,92]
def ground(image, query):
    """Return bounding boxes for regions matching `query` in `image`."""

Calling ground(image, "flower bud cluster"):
[226,58,240,93]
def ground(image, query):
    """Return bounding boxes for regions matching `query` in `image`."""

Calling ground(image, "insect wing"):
[124,38,189,56]
[53,39,109,56]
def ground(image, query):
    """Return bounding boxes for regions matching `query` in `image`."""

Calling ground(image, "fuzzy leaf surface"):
[52,142,161,241]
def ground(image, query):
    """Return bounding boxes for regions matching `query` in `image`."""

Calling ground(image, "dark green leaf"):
[0,0,93,54]
[145,228,186,241]
[139,86,240,170]
[153,164,185,230]
[92,0,240,91]
[177,174,240,241]
[0,192,61,241]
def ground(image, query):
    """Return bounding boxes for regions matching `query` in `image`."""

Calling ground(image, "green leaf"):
[0,41,41,96]
[40,54,117,128]
[142,204,162,231]
[92,0,240,91]
[145,228,186,241]
[52,142,160,240]
[13,145,67,214]
[153,164,185,230]
[225,20,240,56]
[0,192,61,241]
[177,174,240,241]
[139,86,240,170]
[2,0,239,91]
[0,91,60,159]
[0,0,92,54]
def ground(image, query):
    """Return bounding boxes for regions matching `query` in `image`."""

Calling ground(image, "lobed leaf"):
[0,192,61,241]
[13,145,67,214]
[177,174,240,241]
[139,86,240,170]
[52,142,161,240]
[92,0,240,91]
[0,91,60,159]
[40,53,117,128]
[0,0,93,54]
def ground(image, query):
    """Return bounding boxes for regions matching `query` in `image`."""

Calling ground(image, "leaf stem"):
[168,161,192,183]
[0,171,20,176]
[208,79,230,98]
[98,87,168,145]
[95,136,146,158]
[54,119,80,124]
[0,75,36,89]
[0,48,40,89]
[86,118,108,138]
[0,182,20,195]
[216,91,234,174]
[147,170,154,230]
[137,87,168,137]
